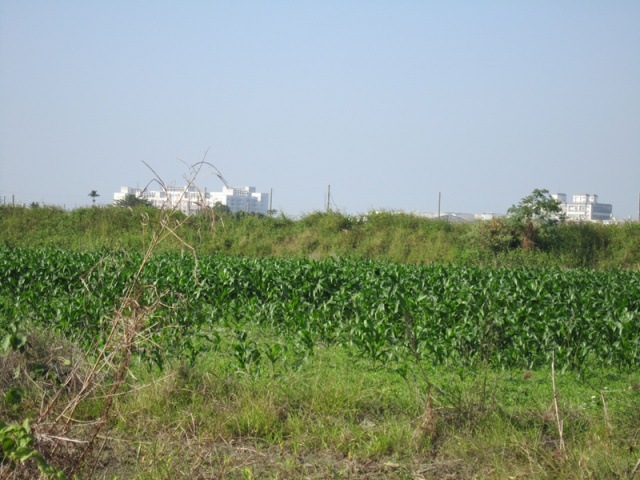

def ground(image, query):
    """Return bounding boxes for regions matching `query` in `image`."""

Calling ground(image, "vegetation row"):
[1,203,640,270]
[2,247,639,372]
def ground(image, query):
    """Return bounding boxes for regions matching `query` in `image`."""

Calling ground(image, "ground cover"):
[2,328,639,479]
[99,341,640,479]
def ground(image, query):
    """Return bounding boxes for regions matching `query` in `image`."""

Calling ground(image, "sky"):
[1,1,639,219]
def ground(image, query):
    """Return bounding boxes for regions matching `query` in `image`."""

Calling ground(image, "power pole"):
[438,192,441,220]
[327,185,331,212]
[269,188,273,212]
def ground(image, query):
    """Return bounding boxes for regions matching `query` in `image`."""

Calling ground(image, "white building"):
[114,185,270,215]
[209,186,269,215]
[551,193,613,222]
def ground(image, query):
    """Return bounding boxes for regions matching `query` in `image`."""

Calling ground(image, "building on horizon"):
[208,186,269,215]
[412,211,501,222]
[114,185,270,215]
[551,193,613,222]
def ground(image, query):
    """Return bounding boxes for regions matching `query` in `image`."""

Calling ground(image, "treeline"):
[1,204,639,269]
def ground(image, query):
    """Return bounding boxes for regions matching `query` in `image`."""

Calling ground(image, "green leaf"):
[0,334,11,353]
[4,388,24,405]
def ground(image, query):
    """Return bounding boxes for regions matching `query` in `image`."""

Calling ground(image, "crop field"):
[2,247,639,371]
[1,246,640,479]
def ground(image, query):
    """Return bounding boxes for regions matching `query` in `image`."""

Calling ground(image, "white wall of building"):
[552,192,613,222]
[114,185,269,215]
[208,186,269,214]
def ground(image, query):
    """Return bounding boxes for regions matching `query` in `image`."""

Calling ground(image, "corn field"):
[2,247,639,371]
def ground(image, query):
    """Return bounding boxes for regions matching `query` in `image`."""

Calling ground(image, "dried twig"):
[631,458,640,480]
[36,434,89,445]
[600,390,612,437]
[551,351,565,451]
[412,387,438,444]
[416,459,463,474]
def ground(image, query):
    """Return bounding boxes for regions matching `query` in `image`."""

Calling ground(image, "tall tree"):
[507,188,565,250]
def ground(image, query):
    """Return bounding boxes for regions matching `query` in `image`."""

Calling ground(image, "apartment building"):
[114,185,269,215]
[208,186,269,215]
[551,193,613,222]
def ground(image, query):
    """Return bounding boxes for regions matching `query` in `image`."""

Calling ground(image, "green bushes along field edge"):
[1,204,639,269]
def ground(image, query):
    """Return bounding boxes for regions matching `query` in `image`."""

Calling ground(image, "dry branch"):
[551,351,565,452]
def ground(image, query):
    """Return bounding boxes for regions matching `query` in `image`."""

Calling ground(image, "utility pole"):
[327,185,331,212]
[269,188,273,212]
[438,192,441,220]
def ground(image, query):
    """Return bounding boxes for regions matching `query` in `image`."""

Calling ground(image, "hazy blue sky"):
[1,1,639,218]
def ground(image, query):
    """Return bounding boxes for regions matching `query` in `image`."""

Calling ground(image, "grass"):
[2,204,640,269]
[4,324,638,479]
[118,342,640,479]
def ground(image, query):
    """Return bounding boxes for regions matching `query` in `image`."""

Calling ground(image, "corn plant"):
[2,250,640,371]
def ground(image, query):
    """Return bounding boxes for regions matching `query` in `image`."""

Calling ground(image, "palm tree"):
[88,190,100,205]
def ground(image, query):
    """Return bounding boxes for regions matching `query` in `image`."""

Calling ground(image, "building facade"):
[208,186,269,215]
[551,193,613,222]
[114,185,270,215]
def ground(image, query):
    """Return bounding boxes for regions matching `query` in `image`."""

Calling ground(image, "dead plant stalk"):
[26,155,224,478]
[551,351,565,452]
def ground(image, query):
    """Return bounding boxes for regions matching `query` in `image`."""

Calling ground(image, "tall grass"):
[2,204,639,268]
